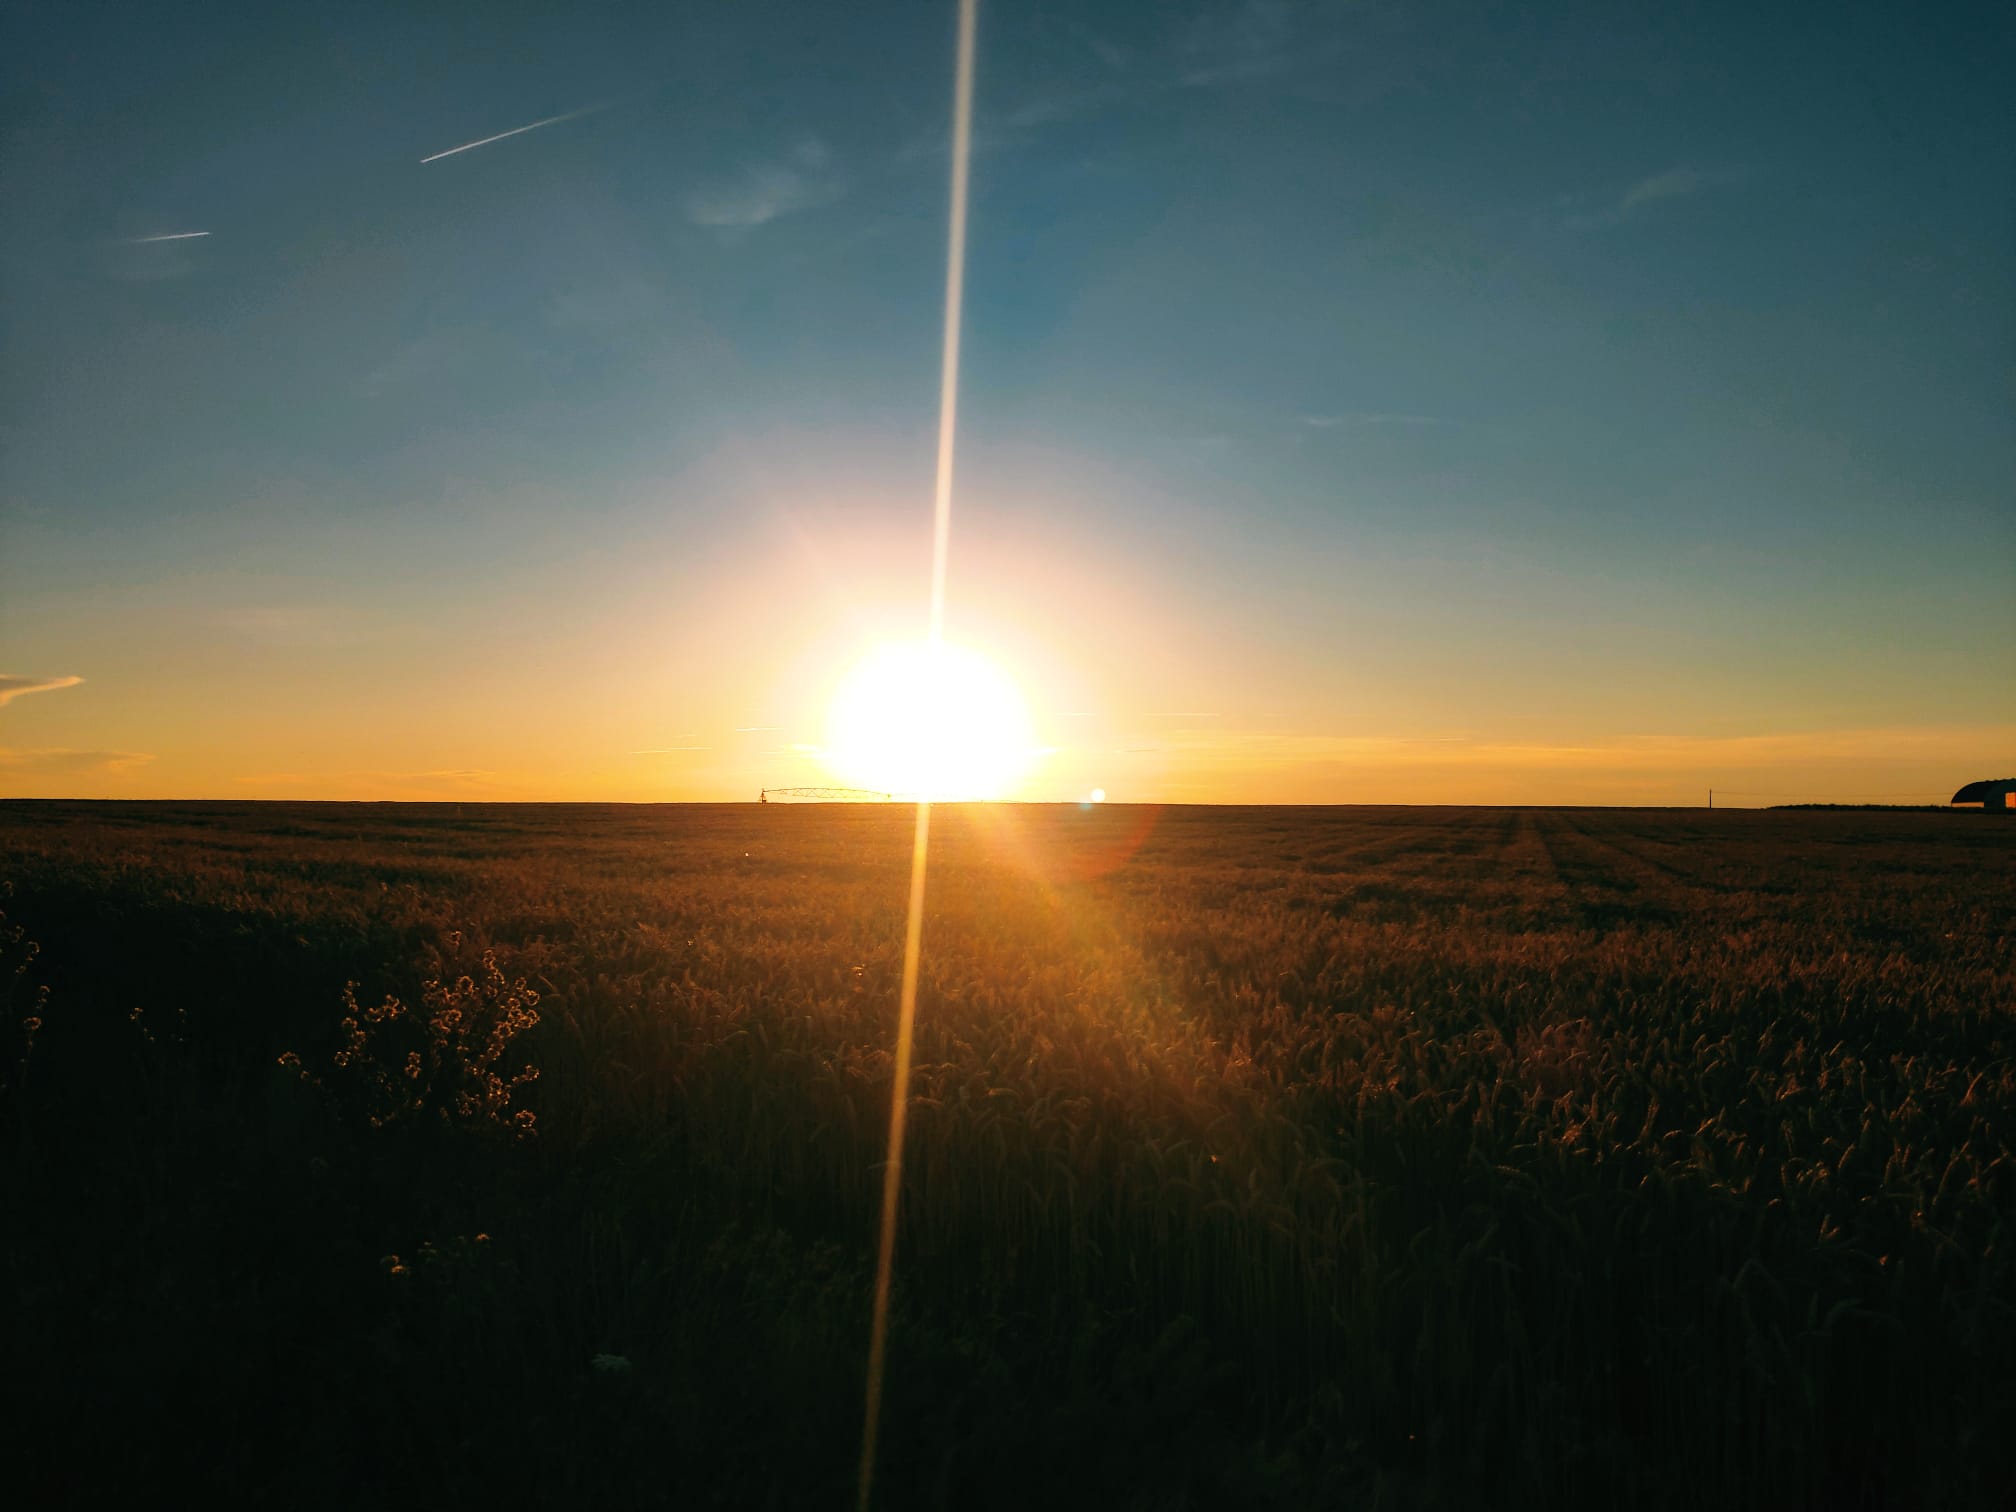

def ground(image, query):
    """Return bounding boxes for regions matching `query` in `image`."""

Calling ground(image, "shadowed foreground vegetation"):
[2,801,2010,1507]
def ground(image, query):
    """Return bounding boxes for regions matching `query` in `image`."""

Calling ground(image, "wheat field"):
[1,801,2009,1507]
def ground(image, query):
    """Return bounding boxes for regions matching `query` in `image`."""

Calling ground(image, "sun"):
[823,640,1038,800]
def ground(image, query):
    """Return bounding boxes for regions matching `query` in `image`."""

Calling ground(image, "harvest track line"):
[1556,811,1736,897]
[1299,814,1487,875]
[1508,810,1574,903]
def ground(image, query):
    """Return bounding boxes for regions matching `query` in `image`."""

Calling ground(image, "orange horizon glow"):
[3,507,2010,812]
[3,660,2009,813]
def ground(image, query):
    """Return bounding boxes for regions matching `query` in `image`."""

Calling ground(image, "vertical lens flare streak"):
[924,5,975,645]
[859,2,977,1507]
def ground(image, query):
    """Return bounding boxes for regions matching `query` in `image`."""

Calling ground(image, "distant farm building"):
[1951,778,2016,812]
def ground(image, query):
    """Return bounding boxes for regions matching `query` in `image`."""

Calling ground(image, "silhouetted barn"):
[1951,778,2016,812]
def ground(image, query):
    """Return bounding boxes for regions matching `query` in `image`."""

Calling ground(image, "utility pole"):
[1709,788,1714,810]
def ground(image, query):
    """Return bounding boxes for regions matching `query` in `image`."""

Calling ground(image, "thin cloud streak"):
[127,231,210,244]
[1564,165,1747,230]
[1301,412,1443,429]
[0,674,83,708]
[0,747,153,775]
[421,104,607,164]
[236,767,505,791]
[1620,167,1713,213]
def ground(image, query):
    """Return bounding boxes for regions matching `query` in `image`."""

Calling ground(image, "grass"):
[1,800,2010,1507]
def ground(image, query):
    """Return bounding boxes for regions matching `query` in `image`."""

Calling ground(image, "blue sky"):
[2,0,2011,801]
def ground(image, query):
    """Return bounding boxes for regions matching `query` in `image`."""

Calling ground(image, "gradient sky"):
[3,0,2011,804]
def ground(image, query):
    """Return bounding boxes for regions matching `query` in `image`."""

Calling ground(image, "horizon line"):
[0,795,1967,811]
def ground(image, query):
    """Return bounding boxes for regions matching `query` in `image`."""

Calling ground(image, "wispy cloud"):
[995,82,1134,132]
[547,276,667,334]
[1564,165,1747,231]
[210,606,392,649]
[1175,0,1301,87]
[1619,167,1715,214]
[1070,23,1133,72]
[905,2,1336,165]
[235,767,504,794]
[0,674,82,708]
[1300,412,1443,430]
[359,330,467,396]
[685,137,845,229]
[125,231,210,244]
[0,747,153,775]
[630,746,710,755]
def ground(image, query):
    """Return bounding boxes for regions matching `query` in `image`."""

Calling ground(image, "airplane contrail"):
[128,231,210,243]
[420,104,605,164]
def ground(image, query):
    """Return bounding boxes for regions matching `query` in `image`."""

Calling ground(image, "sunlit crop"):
[1,801,2009,1507]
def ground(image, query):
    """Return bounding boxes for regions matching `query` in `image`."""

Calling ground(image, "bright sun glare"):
[824,641,1037,800]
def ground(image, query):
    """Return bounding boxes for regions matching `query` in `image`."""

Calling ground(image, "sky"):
[3,0,2012,805]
